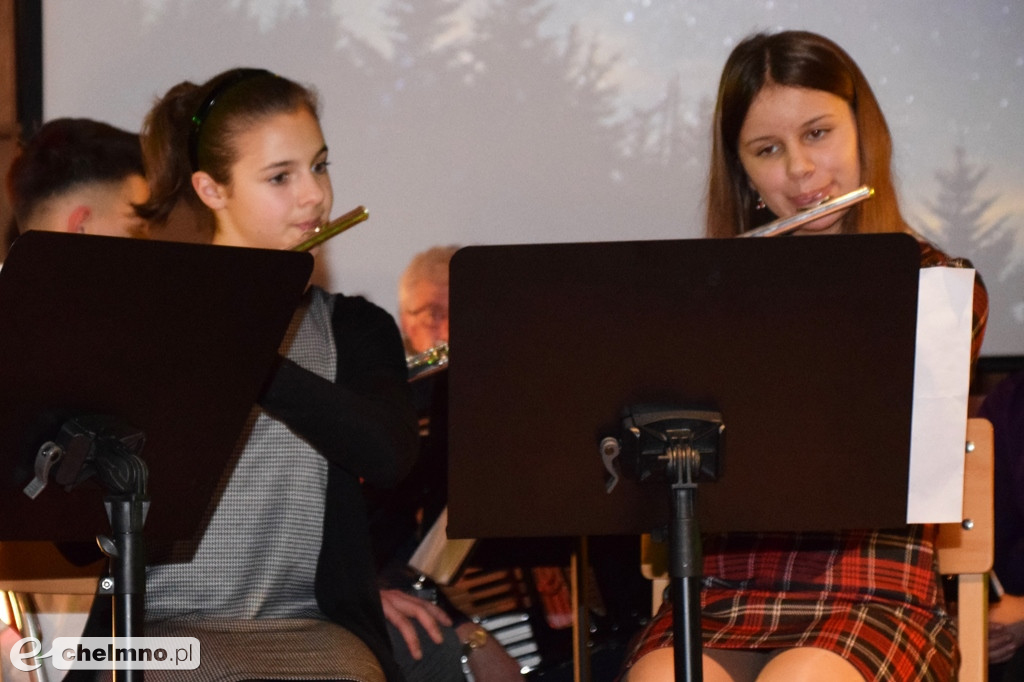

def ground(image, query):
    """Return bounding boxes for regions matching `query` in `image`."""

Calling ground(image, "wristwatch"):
[459,626,489,681]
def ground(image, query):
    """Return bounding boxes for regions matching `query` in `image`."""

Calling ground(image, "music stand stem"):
[93,492,148,682]
[670,485,702,682]
[104,494,148,635]
[571,537,592,682]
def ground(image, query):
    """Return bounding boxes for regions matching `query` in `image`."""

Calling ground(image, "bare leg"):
[625,647,768,682]
[756,647,865,681]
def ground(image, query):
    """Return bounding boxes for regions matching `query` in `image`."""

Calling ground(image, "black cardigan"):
[259,291,418,682]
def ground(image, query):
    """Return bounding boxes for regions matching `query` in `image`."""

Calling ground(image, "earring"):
[754,195,766,210]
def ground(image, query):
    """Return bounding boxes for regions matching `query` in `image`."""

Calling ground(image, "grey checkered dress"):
[145,288,334,622]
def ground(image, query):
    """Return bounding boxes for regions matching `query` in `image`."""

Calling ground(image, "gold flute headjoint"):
[290,205,369,252]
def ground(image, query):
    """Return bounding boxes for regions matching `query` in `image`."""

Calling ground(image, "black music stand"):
[0,231,312,679]
[446,233,922,681]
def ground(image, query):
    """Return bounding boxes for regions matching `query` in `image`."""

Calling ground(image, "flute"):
[406,342,450,382]
[290,205,369,252]
[739,186,874,238]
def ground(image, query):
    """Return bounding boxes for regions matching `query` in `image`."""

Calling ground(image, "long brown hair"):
[706,30,907,238]
[137,68,319,225]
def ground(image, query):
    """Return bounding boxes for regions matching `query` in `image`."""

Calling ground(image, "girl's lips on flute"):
[290,205,369,251]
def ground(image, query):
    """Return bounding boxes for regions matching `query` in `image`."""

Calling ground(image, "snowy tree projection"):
[921,146,1024,348]
[42,0,1024,353]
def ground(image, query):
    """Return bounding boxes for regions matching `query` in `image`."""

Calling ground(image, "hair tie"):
[188,68,273,171]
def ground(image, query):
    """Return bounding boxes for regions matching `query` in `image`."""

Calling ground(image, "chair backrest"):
[0,541,103,594]
[640,417,995,681]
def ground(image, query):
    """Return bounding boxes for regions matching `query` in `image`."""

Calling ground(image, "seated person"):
[5,117,149,240]
[369,244,526,682]
[399,245,457,357]
[375,245,649,682]
[978,370,1024,682]
[75,68,417,682]
[622,29,987,682]
[1,116,150,680]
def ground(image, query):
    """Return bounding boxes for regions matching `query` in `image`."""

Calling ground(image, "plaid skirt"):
[623,527,959,681]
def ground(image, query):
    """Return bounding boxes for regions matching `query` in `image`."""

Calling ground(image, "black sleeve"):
[257,294,418,487]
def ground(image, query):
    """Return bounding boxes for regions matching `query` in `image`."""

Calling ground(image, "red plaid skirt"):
[623,527,959,681]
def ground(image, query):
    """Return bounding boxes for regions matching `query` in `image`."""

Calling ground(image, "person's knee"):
[625,647,766,682]
[622,647,674,682]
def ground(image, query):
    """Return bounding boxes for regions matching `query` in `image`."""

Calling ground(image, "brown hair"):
[706,30,907,238]
[6,117,144,231]
[137,68,319,225]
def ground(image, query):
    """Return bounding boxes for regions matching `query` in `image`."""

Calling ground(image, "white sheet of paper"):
[906,267,976,523]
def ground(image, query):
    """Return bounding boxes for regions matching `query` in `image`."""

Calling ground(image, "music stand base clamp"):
[604,406,724,682]
[32,415,150,682]
[91,446,150,682]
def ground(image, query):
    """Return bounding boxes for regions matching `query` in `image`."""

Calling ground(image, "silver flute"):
[739,186,874,238]
[406,342,449,382]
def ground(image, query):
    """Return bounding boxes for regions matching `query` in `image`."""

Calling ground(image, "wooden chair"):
[0,541,105,680]
[641,417,995,681]
[936,417,994,682]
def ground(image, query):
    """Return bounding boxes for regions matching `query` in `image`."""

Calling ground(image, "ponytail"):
[137,81,206,225]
